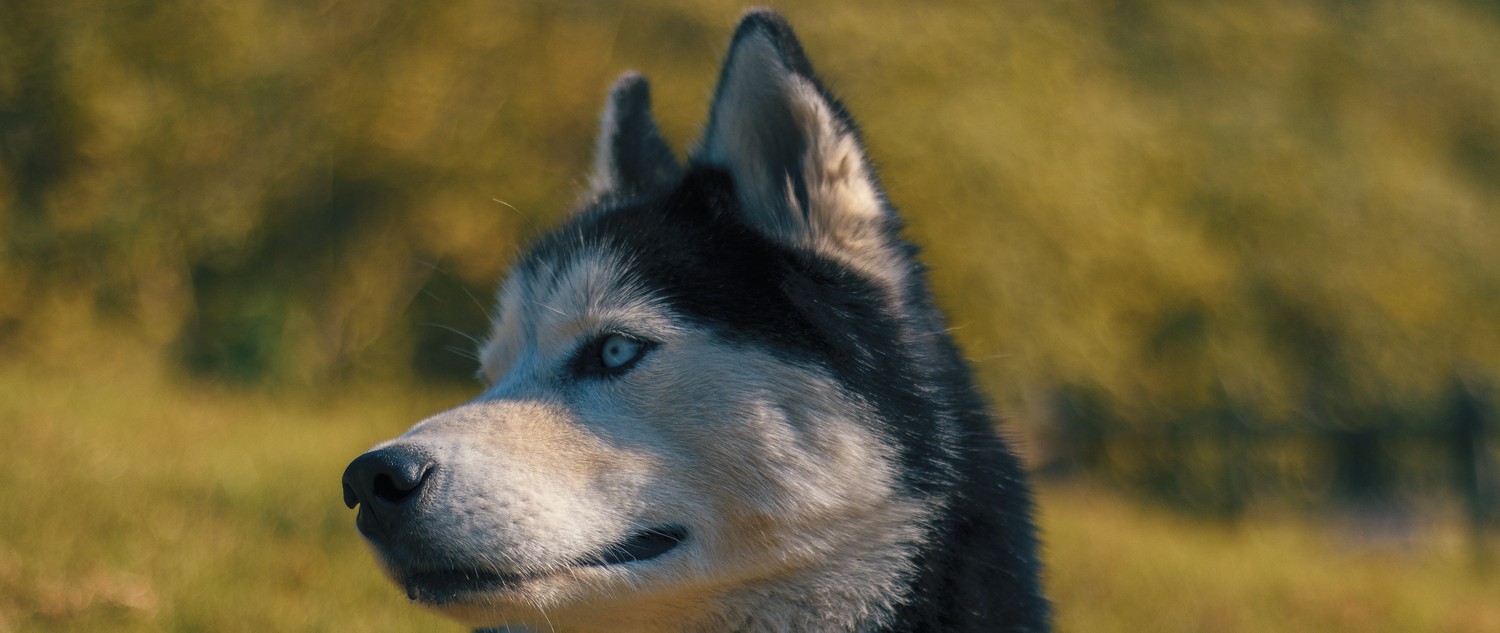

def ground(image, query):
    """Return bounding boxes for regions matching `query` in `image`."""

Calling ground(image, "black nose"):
[341,446,433,539]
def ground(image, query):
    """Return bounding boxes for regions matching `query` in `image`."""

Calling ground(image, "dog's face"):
[342,13,928,631]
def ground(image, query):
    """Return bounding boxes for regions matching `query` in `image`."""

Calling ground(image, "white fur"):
[784,77,909,293]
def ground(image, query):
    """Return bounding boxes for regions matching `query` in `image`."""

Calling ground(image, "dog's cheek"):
[625,342,908,556]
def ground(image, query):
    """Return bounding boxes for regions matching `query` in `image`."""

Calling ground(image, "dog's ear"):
[695,10,892,263]
[588,72,683,198]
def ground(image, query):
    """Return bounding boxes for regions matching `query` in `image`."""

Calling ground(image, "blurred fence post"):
[1215,404,1249,520]
[1048,384,1112,476]
[1330,426,1393,507]
[1449,378,1494,570]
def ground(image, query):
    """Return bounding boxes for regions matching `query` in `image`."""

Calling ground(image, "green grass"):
[1042,485,1500,633]
[0,363,458,632]
[2,363,1496,632]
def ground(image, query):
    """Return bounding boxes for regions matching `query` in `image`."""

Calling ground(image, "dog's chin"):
[393,525,690,607]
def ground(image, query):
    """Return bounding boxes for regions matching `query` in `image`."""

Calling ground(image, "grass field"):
[2,361,1496,632]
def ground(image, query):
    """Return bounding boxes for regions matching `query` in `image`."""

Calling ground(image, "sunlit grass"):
[2,364,1494,631]
[1042,483,1500,633]
[0,362,462,632]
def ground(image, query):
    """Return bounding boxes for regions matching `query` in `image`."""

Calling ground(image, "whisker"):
[425,322,483,346]
[443,345,481,362]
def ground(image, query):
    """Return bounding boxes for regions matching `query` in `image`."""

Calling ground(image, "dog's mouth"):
[578,525,688,567]
[403,568,525,603]
[402,526,688,604]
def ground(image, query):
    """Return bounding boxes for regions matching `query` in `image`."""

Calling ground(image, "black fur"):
[594,72,682,196]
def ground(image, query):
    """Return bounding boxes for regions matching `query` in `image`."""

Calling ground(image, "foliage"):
[3,0,1499,428]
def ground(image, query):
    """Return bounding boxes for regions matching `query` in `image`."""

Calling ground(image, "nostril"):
[372,471,422,504]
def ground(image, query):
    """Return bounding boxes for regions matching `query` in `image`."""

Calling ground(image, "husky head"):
[341,10,1014,632]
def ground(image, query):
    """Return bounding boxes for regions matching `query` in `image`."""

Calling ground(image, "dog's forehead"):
[493,244,655,338]
[479,170,852,380]
[479,202,680,377]
[508,245,631,317]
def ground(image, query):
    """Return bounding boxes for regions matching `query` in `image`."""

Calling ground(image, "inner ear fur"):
[693,10,892,262]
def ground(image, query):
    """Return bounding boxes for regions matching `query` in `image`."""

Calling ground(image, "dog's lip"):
[402,568,528,603]
[578,525,688,568]
[401,525,689,604]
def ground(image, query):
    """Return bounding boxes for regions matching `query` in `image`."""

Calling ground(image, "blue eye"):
[570,333,656,378]
[600,335,643,369]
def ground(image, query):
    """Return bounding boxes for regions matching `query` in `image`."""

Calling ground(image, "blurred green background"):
[3,0,1499,631]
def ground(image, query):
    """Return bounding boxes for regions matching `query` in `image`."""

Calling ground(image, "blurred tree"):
[0,0,1497,447]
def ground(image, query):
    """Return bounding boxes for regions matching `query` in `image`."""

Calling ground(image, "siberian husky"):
[342,9,1048,632]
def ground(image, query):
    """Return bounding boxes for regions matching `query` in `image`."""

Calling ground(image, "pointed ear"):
[694,10,892,262]
[588,72,683,198]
